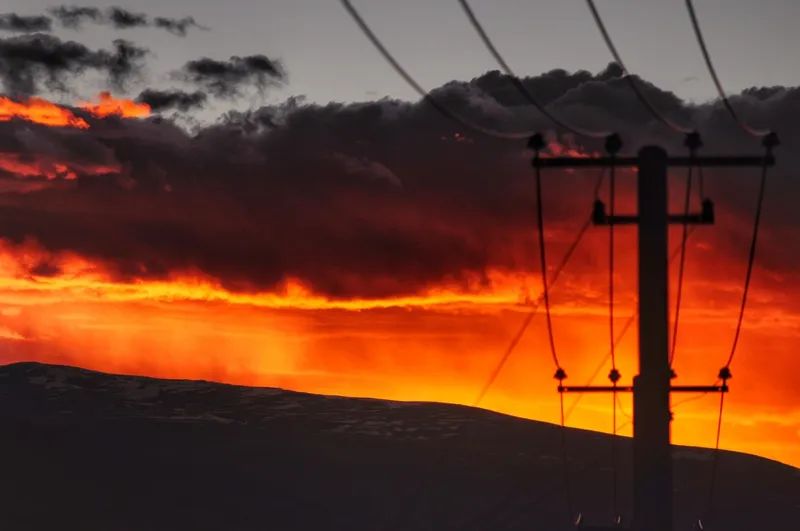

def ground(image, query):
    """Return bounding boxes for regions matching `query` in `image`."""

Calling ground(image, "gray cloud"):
[0,13,52,33]
[136,89,207,112]
[0,33,148,96]
[154,16,206,37]
[49,6,205,36]
[106,7,147,29]
[178,55,286,98]
[47,6,102,29]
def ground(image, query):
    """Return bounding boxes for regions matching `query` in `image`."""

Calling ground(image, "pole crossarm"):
[532,155,774,169]
[558,384,729,393]
[592,199,715,226]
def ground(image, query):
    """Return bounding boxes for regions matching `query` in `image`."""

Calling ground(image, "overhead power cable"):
[584,0,694,134]
[341,0,535,140]
[701,132,779,529]
[670,132,702,368]
[473,169,606,407]
[457,0,610,139]
[564,224,698,422]
[684,0,772,138]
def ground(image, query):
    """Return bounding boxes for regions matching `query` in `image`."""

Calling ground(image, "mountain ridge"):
[0,361,796,530]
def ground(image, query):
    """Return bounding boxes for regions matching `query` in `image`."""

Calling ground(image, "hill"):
[0,362,796,530]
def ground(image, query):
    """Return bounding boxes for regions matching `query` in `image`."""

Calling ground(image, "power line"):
[701,133,779,529]
[606,148,622,524]
[722,134,778,370]
[669,133,702,368]
[340,0,536,140]
[531,135,564,373]
[564,225,698,422]
[473,170,606,407]
[684,0,771,138]
[584,0,694,134]
[456,0,610,139]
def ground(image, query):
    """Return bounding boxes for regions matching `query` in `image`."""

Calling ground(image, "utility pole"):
[531,135,774,531]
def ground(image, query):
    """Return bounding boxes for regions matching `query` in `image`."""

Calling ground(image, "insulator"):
[605,133,623,155]
[718,366,732,381]
[702,199,715,223]
[684,130,703,151]
[608,368,621,384]
[763,131,780,150]
[554,367,568,381]
[593,200,607,224]
[528,133,546,152]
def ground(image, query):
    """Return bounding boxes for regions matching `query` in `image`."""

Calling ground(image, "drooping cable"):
[700,132,779,530]
[722,133,779,369]
[473,168,606,407]
[392,152,606,531]
[340,0,534,140]
[605,134,622,526]
[585,0,694,134]
[530,132,575,526]
[457,0,610,139]
[684,0,771,138]
[669,133,702,368]
[564,224,698,422]
[558,384,574,524]
[530,134,564,373]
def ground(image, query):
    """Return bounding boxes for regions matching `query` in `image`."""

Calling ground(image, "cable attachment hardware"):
[604,133,623,156]
[701,199,715,223]
[684,130,703,154]
[608,368,621,384]
[528,133,546,153]
[762,131,780,153]
[718,366,732,382]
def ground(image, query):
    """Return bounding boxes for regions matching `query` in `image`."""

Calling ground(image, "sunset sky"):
[0,1,798,469]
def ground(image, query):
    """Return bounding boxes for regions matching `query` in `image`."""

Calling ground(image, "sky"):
[0,1,798,470]
[3,0,800,107]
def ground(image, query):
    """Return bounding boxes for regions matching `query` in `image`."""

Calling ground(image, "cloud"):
[0,33,148,96]
[0,13,52,33]
[178,55,286,98]
[47,6,102,29]
[106,7,147,29]
[136,89,207,112]
[0,67,796,299]
[49,6,205,36]
[154,16,206,37]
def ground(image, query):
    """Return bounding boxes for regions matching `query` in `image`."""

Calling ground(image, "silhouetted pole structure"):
[532,136,773,531]
[633,146,673,531]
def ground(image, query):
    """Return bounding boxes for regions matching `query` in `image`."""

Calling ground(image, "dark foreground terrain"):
[0,362,796,530]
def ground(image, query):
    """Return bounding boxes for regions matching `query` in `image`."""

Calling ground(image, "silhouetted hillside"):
[0,362,796,530]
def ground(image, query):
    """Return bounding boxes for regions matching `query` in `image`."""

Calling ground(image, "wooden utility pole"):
[531,138,773,531]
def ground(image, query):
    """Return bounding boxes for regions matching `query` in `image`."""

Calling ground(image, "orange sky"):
[0,94,797,468]
[0,225,796,468]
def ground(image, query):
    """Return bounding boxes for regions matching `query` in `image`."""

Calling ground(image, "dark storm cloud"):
[178,55,286,97]
[0,13,52,33]
[49,6,204,36]
[47,6,102,29]
[0,33,148,96]
[137,89,207,112]
[0,66,796,298]
[106,7,147,29]
[153,16,205,37]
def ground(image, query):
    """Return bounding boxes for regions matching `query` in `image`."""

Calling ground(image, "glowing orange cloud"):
[79,92,150,119]
[0,96,89,129]
[0,230,796,468]
[0,153,120,181]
